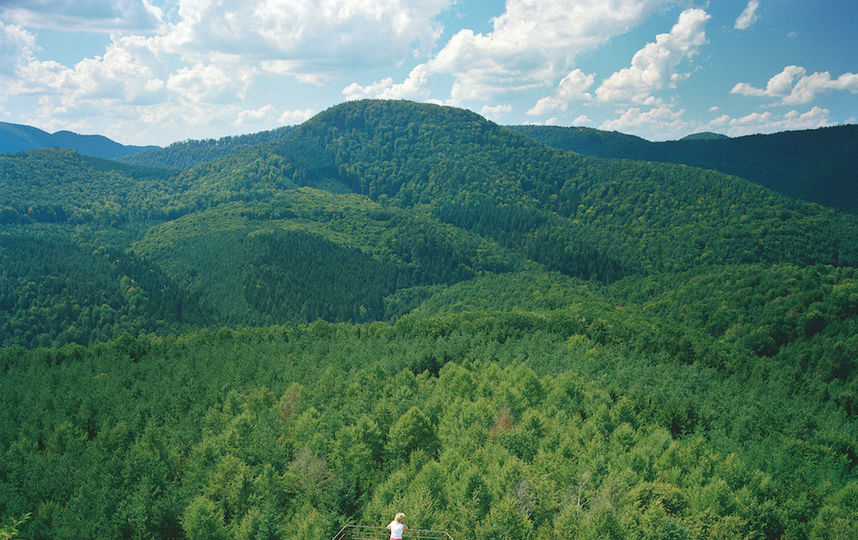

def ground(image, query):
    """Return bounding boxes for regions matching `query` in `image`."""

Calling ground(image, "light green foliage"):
[1,319,856,538]
[0,513,30,540]
[182,496,229,540]
[386,407,439,465]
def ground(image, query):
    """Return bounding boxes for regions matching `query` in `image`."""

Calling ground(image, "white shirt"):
[389,521,405,539]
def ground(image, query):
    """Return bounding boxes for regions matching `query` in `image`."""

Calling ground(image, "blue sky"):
[1,0,855,145]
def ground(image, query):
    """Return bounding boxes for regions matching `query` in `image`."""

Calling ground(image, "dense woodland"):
[510,124,858,213]
[1,100,857,538]
[114,127,294,170]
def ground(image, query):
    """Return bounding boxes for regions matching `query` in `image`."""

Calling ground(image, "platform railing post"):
[330,524,454,540]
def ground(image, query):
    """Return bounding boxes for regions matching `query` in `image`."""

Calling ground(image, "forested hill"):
[114,125,294,169]
[4,98,858,342]
[0,121,155,159]
[2,99,858,538]
[266,100,858,272]
[3,99,858,346]
[510,123,858,213]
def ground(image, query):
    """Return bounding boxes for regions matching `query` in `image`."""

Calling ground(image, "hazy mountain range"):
[6,115,854,213]
[0,121,156,159]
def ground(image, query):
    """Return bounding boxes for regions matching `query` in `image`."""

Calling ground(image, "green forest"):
[510,124,858,214]
[1,100,857,539]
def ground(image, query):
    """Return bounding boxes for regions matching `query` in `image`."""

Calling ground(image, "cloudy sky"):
[1,0,856,145]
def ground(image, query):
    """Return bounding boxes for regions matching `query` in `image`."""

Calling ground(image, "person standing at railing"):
[387,512,408,540]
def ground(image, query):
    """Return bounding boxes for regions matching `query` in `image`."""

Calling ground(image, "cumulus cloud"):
[731,65,858,104]
[346,0,673,103]
[260,60,334,86]
[0,20,35,77]
[527,117,560,126]
[237,104,275,124]
[237,104,314,128]
[278,108,315,125]
[5,0,457,143]
[596,8,710,104]
[734,0,760,30]
[8,0,454,108]
[342,64,432,100]
[166,63,248,104]
[162,0,451,73]
[527,69,594,116]
[12,34,167,106]
[785,72,858,104]
[0,0,163,33]
[480,104,512,121]
[709,114,731,127]
[722,106,832,136]
[601,105,690,139]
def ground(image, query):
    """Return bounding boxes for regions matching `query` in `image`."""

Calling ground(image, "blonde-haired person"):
[387,512,408,540]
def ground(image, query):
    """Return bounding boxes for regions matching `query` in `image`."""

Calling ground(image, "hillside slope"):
[115,125,294,169]
[511,124,858,213]
[268,100,858,271]
[4,100,858,348]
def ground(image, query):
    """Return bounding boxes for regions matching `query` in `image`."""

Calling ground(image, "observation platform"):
[332,525,454,539]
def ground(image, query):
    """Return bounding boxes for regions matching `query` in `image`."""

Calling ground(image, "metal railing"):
[331,525,454,540]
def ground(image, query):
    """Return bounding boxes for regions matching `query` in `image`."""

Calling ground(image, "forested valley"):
[1,100,857,539]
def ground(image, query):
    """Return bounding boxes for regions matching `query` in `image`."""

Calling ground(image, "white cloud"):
[278,108,315,125]
[731,65,804,97]
[572,114,592,125]
[731,65,858,104]
[342,64,432,100]
[7,0,455,123]
[166,63,244,104]
[11,34,167,106]
[346,0,674,104]
[527,69,594,116]
[601,105,690,139]
[722,106,832,136]
[0,0,163,33]
[237,104,275,124]
[0,20,35,77]
[731,83,763,97]
[162,0,451,74]
[734,0,760,30]
[709,114,731,127]
[480,104,512,121]
[596,8,710,104]
[786,71,858,104]
[4,1,427,143]
[260,60,334,86]
[526,117,560,126]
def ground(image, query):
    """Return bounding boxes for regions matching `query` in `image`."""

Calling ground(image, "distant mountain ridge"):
[0,121,155,158]
[510,123,858,213]
[6,117,853,214]
[680,131,729,140]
